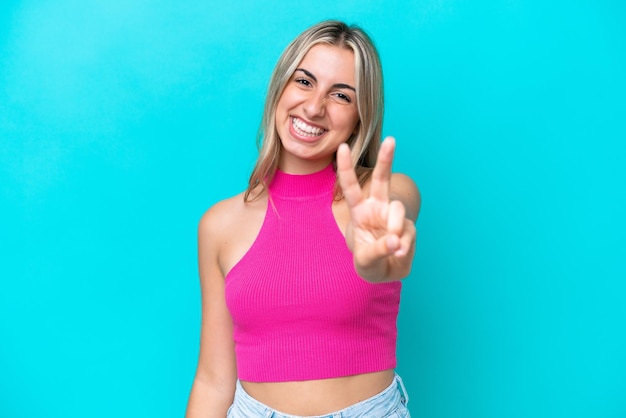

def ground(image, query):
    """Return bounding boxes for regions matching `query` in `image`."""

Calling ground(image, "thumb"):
[354,234,399,267]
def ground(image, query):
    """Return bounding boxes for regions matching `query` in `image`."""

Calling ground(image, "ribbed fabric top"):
[225,164,401,382]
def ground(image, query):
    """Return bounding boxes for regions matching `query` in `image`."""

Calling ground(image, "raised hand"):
[336,136,419,282]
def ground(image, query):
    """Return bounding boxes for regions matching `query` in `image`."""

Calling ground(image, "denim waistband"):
[228,373,409,418]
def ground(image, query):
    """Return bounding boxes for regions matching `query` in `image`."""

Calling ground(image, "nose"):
[303,92,326,118]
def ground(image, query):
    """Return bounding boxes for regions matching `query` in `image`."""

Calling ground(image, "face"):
[275,44,360,173]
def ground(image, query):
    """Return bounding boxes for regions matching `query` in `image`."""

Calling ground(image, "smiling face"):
[275,44,360,174]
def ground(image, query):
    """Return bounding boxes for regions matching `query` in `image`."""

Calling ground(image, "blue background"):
[1,0,625,417]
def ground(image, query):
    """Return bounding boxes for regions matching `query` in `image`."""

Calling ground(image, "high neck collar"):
[269,164,337,198]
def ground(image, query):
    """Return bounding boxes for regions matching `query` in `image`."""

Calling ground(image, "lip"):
[288,116,327,143]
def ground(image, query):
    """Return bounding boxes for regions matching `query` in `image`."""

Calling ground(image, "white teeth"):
[292,117,325,137]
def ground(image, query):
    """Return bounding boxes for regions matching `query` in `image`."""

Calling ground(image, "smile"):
[291,117,326,137]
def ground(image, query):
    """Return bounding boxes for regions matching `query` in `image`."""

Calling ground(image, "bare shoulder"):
[390,172,421,222]
[199,188,268,275]
[199,193,246,238]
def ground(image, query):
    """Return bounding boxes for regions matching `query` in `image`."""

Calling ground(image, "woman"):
[186,20,420,417]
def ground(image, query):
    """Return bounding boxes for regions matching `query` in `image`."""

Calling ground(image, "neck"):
[278,154,334,175]
[270,163,336,199]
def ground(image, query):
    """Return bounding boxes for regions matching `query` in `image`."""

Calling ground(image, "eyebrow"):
[295,68,356,92]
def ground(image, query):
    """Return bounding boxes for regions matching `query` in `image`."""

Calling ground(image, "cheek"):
[275,97,287,116]
[330,105,359,130]
[276,85,299,110]
[345,111,360,133]
[275,91,288,115]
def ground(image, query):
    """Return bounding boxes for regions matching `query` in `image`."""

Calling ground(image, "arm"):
[337,136,421,282]
[186,208,238,417]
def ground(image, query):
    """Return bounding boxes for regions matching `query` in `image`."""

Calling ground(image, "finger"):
[387,200,406,237]
[386,235,401,254]
[394,220,416,257]
[369,136,395,202]
[355,234,398,268]
[336,143,363,208]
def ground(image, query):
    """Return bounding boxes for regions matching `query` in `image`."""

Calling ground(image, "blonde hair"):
[245,20,384,201]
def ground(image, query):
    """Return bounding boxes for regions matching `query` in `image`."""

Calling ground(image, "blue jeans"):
[227,373,410,418]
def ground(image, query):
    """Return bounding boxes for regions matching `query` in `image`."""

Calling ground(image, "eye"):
[295,78,312,87]
[332,92,352,103]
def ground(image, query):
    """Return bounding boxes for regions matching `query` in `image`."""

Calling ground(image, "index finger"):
[336,143,363,208]
[369,136,396,202]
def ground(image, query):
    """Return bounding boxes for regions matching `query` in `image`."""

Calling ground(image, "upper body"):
[186,21,421,417]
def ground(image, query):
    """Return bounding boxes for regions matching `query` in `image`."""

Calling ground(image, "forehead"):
[297,44,356,83]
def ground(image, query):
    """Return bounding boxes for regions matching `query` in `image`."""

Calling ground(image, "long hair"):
[244,20,384,201]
